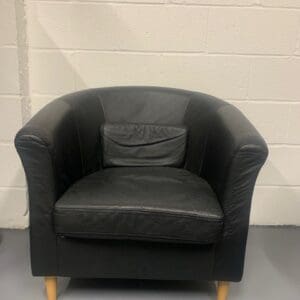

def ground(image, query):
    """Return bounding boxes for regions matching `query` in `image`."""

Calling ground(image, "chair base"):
[44,277,229,300]
[45,277,57,300]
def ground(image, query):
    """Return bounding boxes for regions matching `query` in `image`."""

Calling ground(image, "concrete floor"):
[0,227,299,300]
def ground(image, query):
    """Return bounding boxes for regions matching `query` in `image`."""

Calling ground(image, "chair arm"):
[15,97,83,275]
[201,103,268,281]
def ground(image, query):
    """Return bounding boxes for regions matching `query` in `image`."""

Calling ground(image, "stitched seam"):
[104,157,184,167]
[15,135,50,150]
[103,132,186,147]
[56,231,220,244]
[55,209,223,222]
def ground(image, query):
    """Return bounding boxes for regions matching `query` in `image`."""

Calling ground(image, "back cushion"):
[101,123,187,167]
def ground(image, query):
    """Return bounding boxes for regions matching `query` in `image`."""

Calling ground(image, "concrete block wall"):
[1,0,300,227]
[0,0,28,228]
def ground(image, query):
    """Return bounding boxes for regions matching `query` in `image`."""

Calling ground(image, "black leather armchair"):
[15,87,268,300]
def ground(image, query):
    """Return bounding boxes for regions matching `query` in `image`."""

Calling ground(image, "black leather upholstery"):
[15,86,268,282]
[54,167,223,244]
[57,238,215,280]
[101,123,187,167]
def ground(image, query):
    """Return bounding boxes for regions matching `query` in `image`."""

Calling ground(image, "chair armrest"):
[202,103,268,281]
[15,97,82,275]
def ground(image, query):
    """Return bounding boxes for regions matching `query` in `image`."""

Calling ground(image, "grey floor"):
[0,227,299,300]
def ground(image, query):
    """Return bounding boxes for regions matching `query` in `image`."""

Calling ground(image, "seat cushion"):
[54,167,223,244]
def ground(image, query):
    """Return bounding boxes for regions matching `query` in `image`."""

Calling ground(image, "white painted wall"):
[1,0,300,227]
[0,0,28,228]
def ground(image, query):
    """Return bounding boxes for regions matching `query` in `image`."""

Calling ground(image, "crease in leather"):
[64,99,85,177]
[98,94,107,120]
[101,123,187,167]
[16,134,51,149]
[103,131,186,148]
[55,208,223,222]
[57,232,221,244]
[199,102,268,281]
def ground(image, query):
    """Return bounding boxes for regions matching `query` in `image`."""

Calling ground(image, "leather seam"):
[54,209,223,222]
[56,231,219,244]
[102,131,187,147]
[15,134,50,150]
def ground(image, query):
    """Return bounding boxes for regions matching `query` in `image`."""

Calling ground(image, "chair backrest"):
[61,86,224,176]
[98,87,191,168]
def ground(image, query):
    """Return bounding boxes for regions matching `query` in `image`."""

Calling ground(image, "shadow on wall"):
[30,3,145,113]
[10,5,139,227]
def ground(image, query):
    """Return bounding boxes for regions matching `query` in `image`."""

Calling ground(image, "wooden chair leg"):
[217,281,229,300]
[45,277,57,300]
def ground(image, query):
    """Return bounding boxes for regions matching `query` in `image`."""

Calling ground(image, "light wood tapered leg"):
[45,277,57,300]
[217,281,229,300]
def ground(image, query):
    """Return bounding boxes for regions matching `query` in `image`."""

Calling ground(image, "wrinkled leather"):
[201,103,268,281]
[15,86,268,281]
[99,87,190,125]
[15,89,104,275]
[54,167,223,244]
[101,124,187,167]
